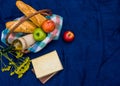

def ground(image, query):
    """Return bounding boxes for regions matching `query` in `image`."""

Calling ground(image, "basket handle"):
[6,9,52,45]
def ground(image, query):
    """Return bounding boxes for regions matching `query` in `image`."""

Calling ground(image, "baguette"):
[6,20,37,33]
[16,1,47,27]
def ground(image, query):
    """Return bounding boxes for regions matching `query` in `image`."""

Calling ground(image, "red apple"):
[63,31,75,42]
[42,20,55,33]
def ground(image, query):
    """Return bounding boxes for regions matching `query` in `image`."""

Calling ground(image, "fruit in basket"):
[42,20,55,33]
[63,31,75,42]
[33,28,47,41]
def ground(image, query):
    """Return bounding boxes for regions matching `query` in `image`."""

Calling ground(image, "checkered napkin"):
[1,14,63,53]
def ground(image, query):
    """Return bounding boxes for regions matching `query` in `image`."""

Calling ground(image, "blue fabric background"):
[0,0,120,86]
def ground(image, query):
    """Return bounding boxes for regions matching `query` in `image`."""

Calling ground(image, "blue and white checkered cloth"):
[1,14,63,53]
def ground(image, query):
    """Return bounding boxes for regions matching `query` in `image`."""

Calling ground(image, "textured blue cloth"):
[0,0,120,86]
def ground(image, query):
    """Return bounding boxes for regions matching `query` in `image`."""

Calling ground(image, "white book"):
[31,50,63,79]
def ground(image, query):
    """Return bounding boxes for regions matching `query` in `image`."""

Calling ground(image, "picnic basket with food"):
[0,0,63,78]
[1,0,63,53]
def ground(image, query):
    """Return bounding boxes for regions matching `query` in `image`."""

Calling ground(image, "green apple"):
[33,28,46,41]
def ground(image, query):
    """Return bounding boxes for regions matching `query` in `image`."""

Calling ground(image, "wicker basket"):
[2,9,63,53]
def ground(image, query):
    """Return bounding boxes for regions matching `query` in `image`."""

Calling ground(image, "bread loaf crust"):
[16,1,47,27]
[6,20,37,33]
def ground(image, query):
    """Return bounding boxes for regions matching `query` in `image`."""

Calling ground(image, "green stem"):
[3,53,17,68]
